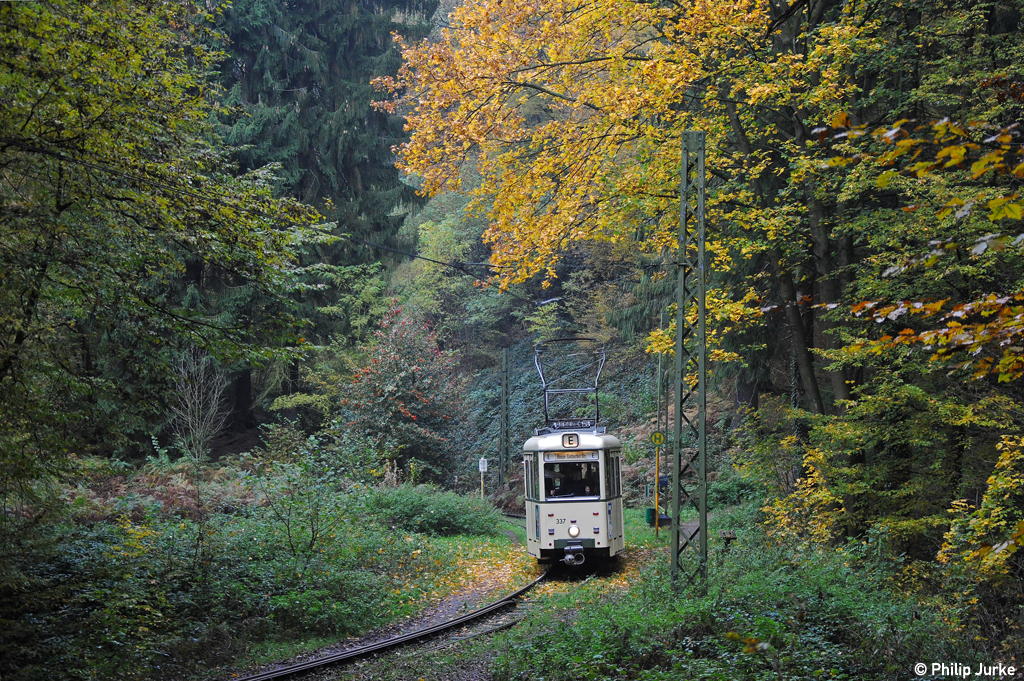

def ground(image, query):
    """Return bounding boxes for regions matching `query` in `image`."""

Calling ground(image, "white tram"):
[523,427,625,564]
[522,338,626,566]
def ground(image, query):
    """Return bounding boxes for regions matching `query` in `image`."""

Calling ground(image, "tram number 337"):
[555,518,566,524]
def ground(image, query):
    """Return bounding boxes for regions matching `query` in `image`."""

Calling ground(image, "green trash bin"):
[645,508,656,526]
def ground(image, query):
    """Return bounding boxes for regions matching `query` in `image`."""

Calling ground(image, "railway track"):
[230,566,546,681]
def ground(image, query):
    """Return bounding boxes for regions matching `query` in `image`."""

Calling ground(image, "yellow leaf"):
[875,170,898,188]
[831,111,851,129]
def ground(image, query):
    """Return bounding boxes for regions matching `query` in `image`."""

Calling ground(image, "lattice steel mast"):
[670,131,708,585]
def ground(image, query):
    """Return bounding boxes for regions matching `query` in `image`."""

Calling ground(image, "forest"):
[1,0,1023,678]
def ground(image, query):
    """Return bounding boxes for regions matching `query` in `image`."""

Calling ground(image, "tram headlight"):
[568,525,580,538]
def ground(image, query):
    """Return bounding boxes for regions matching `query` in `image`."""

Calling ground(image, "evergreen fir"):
[218,0,437,252]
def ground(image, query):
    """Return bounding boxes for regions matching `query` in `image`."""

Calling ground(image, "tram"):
[523,340,625,565]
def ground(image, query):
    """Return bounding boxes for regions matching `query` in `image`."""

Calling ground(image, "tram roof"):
[523,430,621,452]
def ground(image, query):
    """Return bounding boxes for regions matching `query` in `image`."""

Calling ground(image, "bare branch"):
[170,348,230,463]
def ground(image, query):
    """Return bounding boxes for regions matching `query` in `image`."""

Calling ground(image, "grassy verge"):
[491,502,971,681]
[242,527,533,670]
[501,516,528,544]
[332,505,693,681]
[349,502,974,681]
[0,464,518,681]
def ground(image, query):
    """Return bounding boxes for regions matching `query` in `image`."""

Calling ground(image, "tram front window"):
[544,462,601,499]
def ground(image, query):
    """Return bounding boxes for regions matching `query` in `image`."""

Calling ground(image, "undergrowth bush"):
[1,456,505,681]
[492,503,969,681]
[0,507,428,680]
[367,484,501,536]
[706,464,760,510]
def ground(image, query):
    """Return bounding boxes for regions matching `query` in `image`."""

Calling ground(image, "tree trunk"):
[727,99,824,413]
[774,254,826,414]
[288,359,300,395]
[733,368,759,426]
[808,194,851,406]
[229,368,253,431]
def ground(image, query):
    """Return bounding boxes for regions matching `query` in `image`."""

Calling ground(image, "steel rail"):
[228,570,547,681]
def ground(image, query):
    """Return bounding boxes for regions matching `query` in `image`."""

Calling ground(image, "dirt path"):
[315,525,535,680]
[309,564,531,681]
[679,518,701,542]
[500,528,521,545]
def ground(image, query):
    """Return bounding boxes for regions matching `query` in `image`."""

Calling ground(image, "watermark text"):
[915,662,1017,678]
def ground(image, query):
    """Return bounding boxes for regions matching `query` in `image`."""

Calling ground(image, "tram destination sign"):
[551,419,595,430]
[544,451,599,461]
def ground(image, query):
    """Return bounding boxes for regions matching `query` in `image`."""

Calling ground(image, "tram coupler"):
[562,542,585,566]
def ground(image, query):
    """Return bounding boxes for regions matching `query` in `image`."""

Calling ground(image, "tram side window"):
[531,455,539,500]
[605,455,611,498]
[522,455,529,500]
[545,462,600,499]
[524,454,538,500]
[605,451,621,498]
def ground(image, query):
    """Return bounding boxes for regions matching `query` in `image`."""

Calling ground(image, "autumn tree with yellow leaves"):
[382,0,1024,652]
[377,0,884,413]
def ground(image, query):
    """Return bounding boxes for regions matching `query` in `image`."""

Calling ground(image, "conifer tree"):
[209,0,438,419]
[217,0,436,251]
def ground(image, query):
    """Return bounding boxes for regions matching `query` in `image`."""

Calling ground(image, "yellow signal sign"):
[650,431,665,446]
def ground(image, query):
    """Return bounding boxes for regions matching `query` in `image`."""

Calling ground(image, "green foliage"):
[366,484,501,537]
[492,506,965,681]
[314,263,392,343]
[2,513,384,680]
[395,211,518,365]
[446,340,539,488]
[217,0,434,232]
[214,0,438,354]
[706,464,760,511]
[326,303,463,480]
[0,463,505,681]
[0,0,320,499]
[245,428,346,557]
[739,376,1024,651]
[514,304,562,341]
[732,397,806,498]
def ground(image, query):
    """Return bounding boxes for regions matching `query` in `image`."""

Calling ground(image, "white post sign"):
[479,458,487,499]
